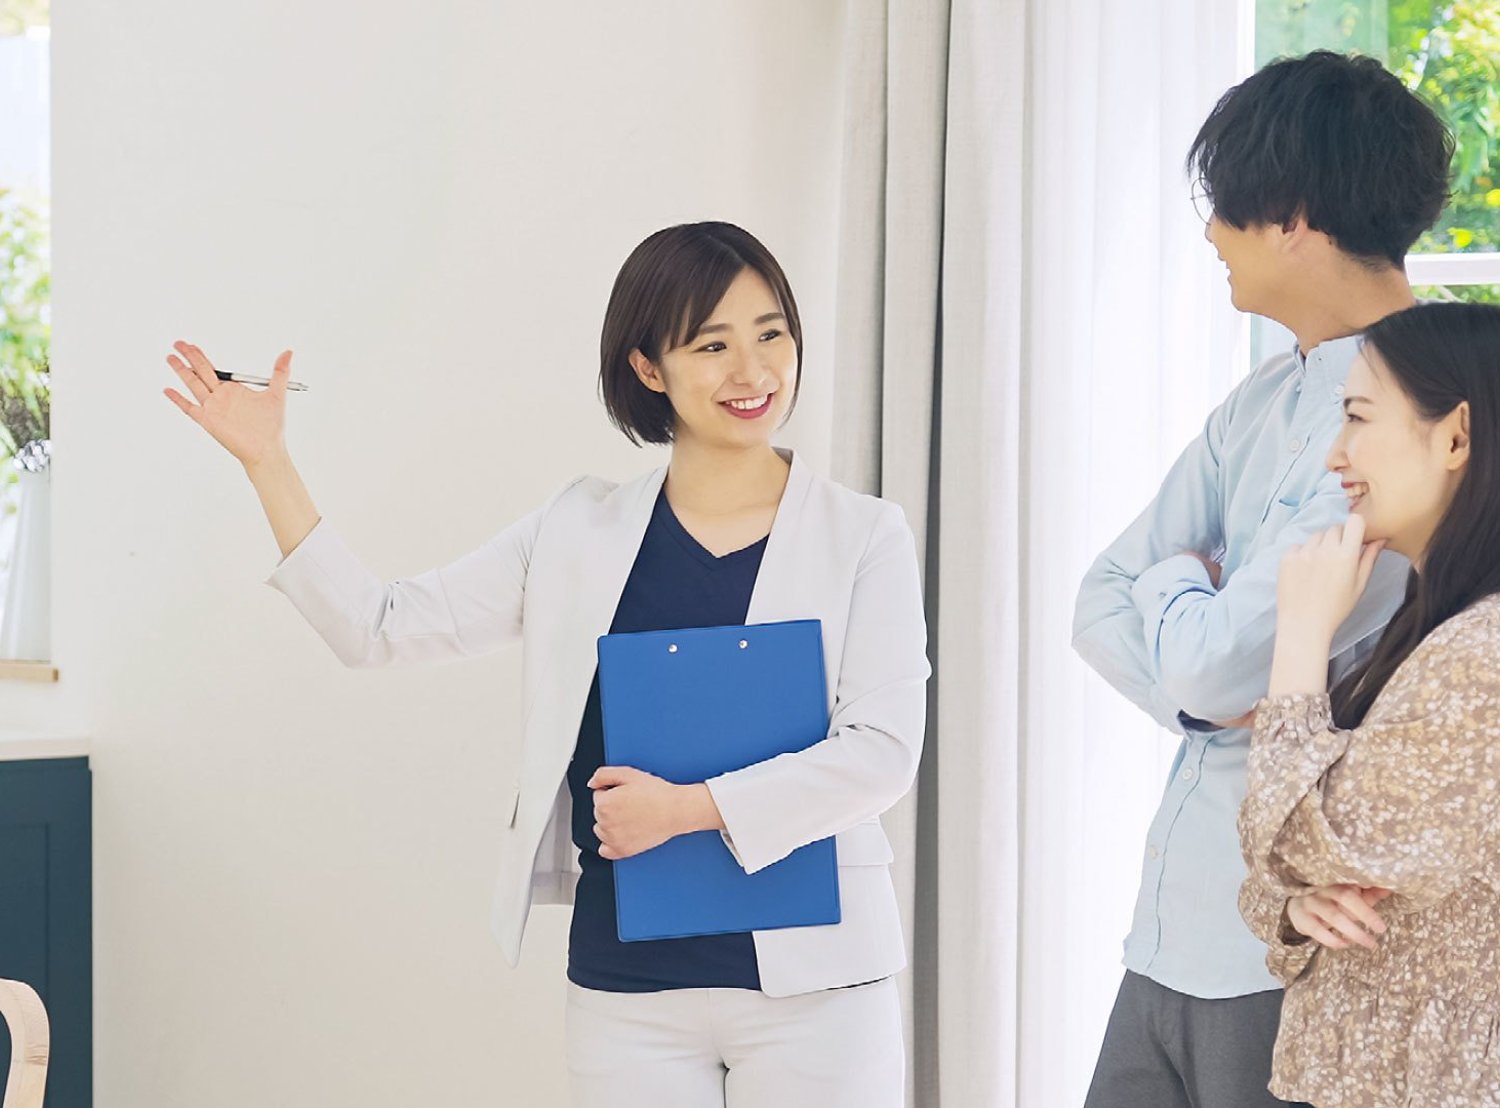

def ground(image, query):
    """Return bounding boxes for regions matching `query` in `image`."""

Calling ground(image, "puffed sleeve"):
[1238,602,1500,917]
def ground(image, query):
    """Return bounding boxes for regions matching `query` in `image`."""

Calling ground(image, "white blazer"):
[267,449,930,997]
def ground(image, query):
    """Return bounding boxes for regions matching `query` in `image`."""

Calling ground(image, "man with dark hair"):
[1072,51,1452,1108]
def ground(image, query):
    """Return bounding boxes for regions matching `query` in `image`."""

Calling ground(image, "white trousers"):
[564,978,904,1108]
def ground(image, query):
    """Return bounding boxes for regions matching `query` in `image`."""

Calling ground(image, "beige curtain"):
[830,1,1243,1104]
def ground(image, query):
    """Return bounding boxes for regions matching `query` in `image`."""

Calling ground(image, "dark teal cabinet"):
[0,756,91,1106]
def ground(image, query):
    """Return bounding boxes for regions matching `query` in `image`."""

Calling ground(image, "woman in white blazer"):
[163,222,929,1108]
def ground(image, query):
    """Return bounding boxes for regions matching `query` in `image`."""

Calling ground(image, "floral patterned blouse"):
[1238,593,1500,1108]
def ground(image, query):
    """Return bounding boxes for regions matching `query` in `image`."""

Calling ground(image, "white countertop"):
[0,733,90,762]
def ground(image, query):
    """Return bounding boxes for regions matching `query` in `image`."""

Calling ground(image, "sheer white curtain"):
[830,1,1246,1104]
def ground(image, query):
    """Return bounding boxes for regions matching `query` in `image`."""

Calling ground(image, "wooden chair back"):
[0,979,48,1108]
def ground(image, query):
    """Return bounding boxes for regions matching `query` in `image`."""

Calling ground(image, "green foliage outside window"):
[0,0,51,514]
[0,189,49,458]
[1414,283,1500,304]
[0,188,48,534]
[0,0,48,36]
[1256,1,1499,295]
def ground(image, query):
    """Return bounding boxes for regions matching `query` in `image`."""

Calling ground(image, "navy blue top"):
[565,490,767,992]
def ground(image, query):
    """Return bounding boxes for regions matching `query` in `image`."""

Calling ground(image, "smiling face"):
[1327,349,1471,563]
[1204,215,1291,317]
[629,267,799,452]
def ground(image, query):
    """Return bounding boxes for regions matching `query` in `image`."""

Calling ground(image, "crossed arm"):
[1074,396,1404,730]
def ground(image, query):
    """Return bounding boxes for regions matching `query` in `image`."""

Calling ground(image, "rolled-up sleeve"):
[1132,468,1408,724]
[1073,399,1232,735]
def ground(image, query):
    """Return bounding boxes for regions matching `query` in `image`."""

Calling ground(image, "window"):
[1250,0,1498,359]
[0,0,51,669]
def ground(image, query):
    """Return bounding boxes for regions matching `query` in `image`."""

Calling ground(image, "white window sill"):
[0,661,57,683]
[1406,252,1500,285]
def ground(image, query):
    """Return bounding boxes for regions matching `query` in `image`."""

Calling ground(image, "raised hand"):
[163,341,293,470]
[164,340,320,557]
[1276,514,1387,642]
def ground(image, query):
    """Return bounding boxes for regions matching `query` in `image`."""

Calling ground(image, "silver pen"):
[213,370,310,392]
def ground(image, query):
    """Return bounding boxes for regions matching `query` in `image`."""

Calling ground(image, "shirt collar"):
[1294,332,1362,405]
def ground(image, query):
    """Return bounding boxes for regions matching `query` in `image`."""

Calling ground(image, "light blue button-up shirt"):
[1073,334,1408,999]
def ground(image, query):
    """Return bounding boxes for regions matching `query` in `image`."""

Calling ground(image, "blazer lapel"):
[545,451,809,779]
[539,464,669,777]
[578,464,668,639]
[746,448,813,626]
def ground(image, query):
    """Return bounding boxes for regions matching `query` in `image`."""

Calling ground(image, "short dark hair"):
[599,222,804,446]
[1186,50,1453,267]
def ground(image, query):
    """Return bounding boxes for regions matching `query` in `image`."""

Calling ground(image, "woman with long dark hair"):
[1238,301,1500,1106]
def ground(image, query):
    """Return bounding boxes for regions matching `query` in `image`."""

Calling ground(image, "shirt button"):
[1294,382,1303,393]
[1181,767,1196,782]
[1335,384,1345,397]
[1148,845,1161,859]
[1289,439,1303,453]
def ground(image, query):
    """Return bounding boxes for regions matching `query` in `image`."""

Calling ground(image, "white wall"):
[45,3,846,1102]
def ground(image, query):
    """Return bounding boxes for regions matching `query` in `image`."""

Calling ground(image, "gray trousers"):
[1083,972,1311,1108]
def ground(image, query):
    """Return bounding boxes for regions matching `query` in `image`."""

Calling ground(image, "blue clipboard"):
[596,619,841,942]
